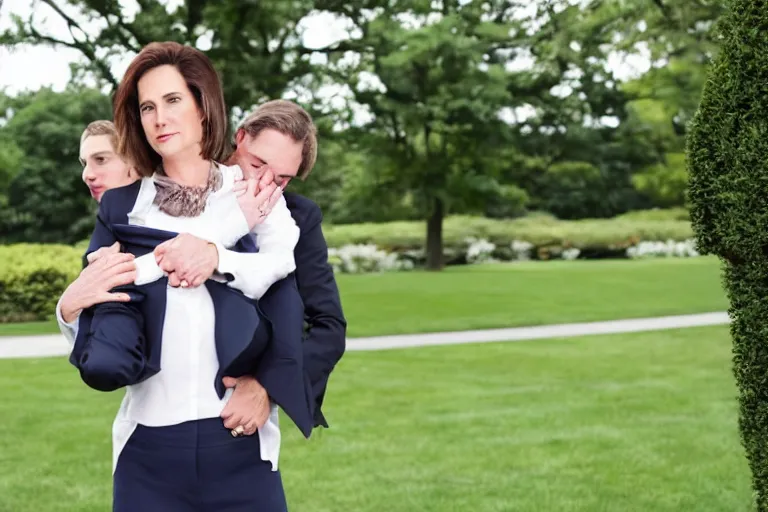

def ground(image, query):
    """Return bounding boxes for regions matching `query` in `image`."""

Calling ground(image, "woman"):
[76,41,312,511]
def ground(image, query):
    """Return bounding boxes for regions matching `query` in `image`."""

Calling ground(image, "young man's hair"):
[81,120,119,149]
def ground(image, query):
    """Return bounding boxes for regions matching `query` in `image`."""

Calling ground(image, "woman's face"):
[79,134,136,202]
[137,64,204,163]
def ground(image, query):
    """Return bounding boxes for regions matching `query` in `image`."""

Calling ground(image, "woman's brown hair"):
[113,41,230,177]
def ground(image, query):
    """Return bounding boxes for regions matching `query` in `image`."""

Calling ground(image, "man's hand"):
[220,375,271,436]
[154,233,218,288]
[87,241,121,264]
[234,170,283,230]
[60,242,136,323]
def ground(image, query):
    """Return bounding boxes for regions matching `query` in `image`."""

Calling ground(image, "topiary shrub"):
[0,244,81,322]
[687,2,768,508]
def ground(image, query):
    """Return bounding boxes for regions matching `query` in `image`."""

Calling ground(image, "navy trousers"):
[113,418,288,511]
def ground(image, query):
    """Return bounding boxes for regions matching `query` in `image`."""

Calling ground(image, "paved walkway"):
[0,312,730,359]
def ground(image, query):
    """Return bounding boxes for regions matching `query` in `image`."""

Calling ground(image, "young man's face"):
[79,134,136,202]
[234,128,302,189]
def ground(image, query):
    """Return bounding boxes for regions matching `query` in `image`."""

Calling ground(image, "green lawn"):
[0,257,729,338]
[0,325,752,511]
[0,321,61,337]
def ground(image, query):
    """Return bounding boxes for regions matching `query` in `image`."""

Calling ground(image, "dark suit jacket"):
[71,182,315,438]
[284,192,347,427]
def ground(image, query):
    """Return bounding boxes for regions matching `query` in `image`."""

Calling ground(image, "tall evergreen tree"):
[688,1,768,507]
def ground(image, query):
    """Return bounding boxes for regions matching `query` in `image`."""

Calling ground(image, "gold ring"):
[231,425,245,437]
[180,280,189,288]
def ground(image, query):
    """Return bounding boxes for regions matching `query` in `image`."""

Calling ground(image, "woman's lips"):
[157,133,176,143]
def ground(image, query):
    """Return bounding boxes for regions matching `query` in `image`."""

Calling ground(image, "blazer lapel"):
[205,282,266,397]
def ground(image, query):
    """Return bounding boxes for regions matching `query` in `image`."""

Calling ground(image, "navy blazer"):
[284,192,346,428]
[70,181,315,438]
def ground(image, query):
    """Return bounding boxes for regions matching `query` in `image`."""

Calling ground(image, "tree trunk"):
[425,196,444,271]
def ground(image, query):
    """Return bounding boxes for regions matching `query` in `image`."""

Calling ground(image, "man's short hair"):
[238,100,318,180]
[81,120,118,150]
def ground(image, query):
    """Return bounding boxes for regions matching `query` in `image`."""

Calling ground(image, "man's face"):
[234,128,303,189]
[79,134,136,202]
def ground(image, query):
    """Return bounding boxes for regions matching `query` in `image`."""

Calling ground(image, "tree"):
[0,131,24,201]
[491,0,652,219]
[497,0,724,219]
[0,87,112,243]
[631,152,687,208]
[687,0,768,508]
[312,0,518,269]
[615,0,724,208]
[574,0,725,210]
[1,1,442,228]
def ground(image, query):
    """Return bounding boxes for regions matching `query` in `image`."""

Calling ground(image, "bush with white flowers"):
[561,247,581,260]
[328,244,414,274]
[465,237,496,264]
[510,240,534,261]
[626,239,700,259]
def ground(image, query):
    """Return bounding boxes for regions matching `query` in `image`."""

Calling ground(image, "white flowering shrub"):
[328,244,413,273]
[465,237,496,264]
[561,247,581,260]
[510,240,534,261]
[325,237,700,273]
[626,239,700,259]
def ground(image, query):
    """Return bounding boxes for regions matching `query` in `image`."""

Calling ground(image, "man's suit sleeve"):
[70,191,149,392]
[59,194,125,351]
[293,201,346,427]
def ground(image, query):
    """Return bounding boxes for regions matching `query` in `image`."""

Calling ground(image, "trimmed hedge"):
[324,213,692,259]
[0,244,80,322]
[2,212,693,323]
[687,1,768,509]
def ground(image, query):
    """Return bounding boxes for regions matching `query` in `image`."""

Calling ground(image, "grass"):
[0,257,729,338]
[340,257,728,337]
[0,325,753,511]
[0,321,61,337]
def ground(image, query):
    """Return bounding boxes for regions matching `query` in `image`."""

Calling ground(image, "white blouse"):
[56,163,299,474]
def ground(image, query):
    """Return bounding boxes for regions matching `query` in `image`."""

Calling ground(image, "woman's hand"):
[234,168,283,230]
[154,234,219,288]
[60,242,136,323]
